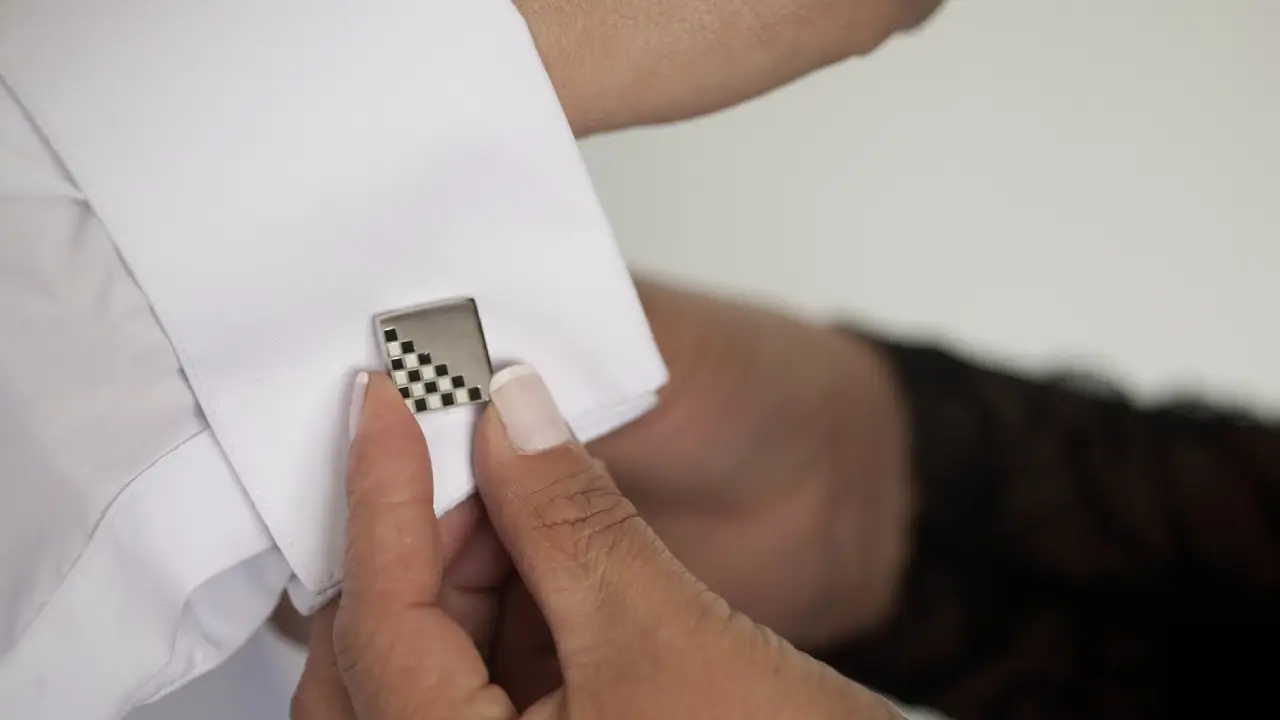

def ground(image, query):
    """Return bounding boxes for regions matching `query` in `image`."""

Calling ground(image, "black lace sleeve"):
[819,337,1280,720]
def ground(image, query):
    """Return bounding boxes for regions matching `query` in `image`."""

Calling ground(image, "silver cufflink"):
[375,298,493,414]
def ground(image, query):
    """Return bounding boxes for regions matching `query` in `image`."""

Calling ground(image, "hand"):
[291,368,904,718]
[588,280,914,649]
[516,0,944,136]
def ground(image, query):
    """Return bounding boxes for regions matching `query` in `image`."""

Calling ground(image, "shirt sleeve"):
[0,0,666,615]
[819,334,1280,720]
[0,80,289,719]
[0,3,666,717]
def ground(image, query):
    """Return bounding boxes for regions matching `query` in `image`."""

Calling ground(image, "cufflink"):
[375,298,493,414]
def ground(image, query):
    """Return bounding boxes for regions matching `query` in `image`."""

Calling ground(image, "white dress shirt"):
[0,1,667,717]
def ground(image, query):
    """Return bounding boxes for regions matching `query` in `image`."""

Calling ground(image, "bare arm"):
[517,0,944,136]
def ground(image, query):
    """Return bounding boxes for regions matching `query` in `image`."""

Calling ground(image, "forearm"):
[517,0,944,136]
[823,336,1280,718]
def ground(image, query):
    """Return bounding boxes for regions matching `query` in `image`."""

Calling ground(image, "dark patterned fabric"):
[819,337,1280,719]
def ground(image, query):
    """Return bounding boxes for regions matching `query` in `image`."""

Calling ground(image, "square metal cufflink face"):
[375,298,493,414]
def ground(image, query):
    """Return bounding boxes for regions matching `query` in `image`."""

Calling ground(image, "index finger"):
[341,371,442,613]
[336,372,501,719]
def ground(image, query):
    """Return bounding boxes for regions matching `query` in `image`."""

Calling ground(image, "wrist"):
[823,330,916,636]
[766,326,914,650]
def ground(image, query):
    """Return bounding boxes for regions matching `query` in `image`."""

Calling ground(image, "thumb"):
[473,365,700,663]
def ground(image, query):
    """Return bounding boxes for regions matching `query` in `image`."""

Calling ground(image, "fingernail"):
[489,365,572,453]
[348,371,370,442]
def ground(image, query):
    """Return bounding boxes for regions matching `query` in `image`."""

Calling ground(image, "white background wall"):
[581,0,1280,413]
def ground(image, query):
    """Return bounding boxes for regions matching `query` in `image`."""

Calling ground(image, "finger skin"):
[438,512,510,652]
[472,369,909,718]
[291,603,356,720]
[341,373,441,614]
[290,498,497,718]
[489,582,561,712]
[471,403,700,666]
[336,373,511,720]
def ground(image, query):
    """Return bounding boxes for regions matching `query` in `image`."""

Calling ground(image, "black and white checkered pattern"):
[383,326,485,413]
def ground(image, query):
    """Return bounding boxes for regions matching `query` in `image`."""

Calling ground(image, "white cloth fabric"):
[126,628,308,720]
[0,1,667,717]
